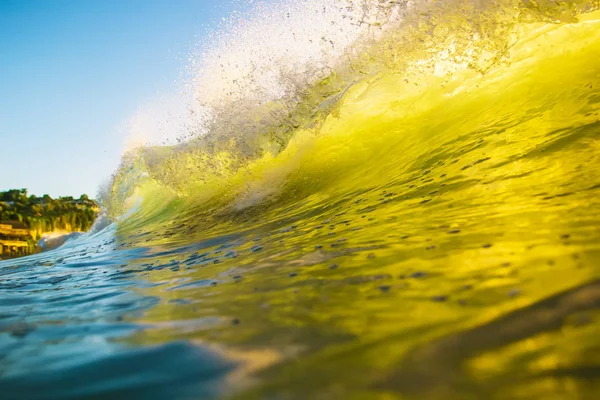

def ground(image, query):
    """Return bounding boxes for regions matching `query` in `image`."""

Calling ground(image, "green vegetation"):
[0,189,100,242]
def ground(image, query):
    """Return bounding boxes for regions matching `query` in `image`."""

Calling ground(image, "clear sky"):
[0,0,245,198]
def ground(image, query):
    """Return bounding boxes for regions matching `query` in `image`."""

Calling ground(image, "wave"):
[105,0,599,221]
[4,2,600,398]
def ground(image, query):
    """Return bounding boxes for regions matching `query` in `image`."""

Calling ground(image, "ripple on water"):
[0,341,235,400]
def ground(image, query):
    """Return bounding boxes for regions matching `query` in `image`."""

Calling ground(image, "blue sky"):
[0,0,247,198]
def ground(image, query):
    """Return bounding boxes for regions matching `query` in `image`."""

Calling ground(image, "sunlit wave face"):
[115,0,598,206]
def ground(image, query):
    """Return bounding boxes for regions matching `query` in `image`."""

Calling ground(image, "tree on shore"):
[0,189,100,241]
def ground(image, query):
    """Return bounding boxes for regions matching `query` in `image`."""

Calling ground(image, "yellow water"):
[103,7,600,400]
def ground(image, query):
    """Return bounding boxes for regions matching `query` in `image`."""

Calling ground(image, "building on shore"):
[0,220,31,258]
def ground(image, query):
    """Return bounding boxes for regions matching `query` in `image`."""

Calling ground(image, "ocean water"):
[2,1,600,399]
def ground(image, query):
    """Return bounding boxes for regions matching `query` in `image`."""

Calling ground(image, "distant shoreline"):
[0,189,100,259]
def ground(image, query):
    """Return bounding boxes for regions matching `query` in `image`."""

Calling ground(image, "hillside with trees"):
[0,189,100,242]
